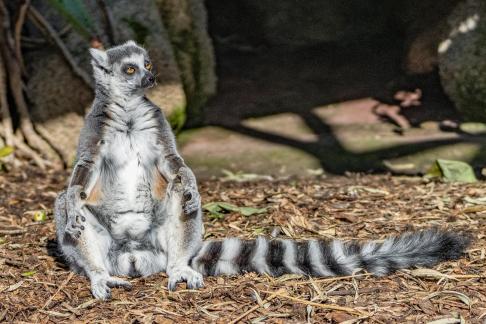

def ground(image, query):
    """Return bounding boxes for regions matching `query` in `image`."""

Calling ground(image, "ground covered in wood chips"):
[0,167,485,323]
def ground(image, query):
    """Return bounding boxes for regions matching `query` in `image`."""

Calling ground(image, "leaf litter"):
[0,166,485,322]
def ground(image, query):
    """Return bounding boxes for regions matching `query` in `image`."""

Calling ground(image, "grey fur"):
[55,41,471,300]
[55,41,202,300]
[191,229,471,277]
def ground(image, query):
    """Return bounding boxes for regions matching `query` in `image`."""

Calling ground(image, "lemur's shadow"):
[46,239,70,270]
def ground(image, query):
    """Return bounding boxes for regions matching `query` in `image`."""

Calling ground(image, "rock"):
[439,0,486,122]
[107,0,187,115]
[156,0,217,127]
[24,0,216,159]
[240,0,392,46]
[398,0,460,74]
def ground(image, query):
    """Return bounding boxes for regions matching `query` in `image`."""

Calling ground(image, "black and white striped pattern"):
[190,229,470,277]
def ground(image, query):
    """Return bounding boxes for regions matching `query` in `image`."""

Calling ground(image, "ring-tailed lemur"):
[54,41,472,300]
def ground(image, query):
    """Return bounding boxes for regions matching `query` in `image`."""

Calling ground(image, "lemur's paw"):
[91,280,112,300]
[167,266,204,291]
[65,214,86,240]
[91,277,132,300]
[183,189,201,215]
[106,277,132,291]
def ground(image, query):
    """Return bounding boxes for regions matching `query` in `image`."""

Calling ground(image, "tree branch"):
[28,6,93,90]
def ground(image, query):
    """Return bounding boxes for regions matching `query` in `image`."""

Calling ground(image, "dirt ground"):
[0,166,485,323]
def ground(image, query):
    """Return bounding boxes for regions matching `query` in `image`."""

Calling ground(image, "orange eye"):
[126,66,135,74]
[145,62,152,71]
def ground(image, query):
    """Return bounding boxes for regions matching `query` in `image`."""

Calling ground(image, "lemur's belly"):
[99,129,161,239]
[109,160,155,238]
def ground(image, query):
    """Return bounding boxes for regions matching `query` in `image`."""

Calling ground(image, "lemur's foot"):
[91,276,132,300]
[176,167,201,215]
[65,185,88,240]
[65,214,86,240]
[183,189,201,215]
[167,266,204,291]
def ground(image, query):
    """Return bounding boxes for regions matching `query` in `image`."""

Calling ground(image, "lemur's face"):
[90,41,156,93]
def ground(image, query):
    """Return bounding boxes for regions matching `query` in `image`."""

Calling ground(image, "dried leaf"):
[426,318,461,324]
[6,280,24,292]
[203,202,267,218]
[425,290,471,308]
[463,196,486,205]
[410,269,453,280]
[220,170,273,182]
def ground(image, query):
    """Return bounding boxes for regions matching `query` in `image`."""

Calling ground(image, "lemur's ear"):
[89,48,108,67]
[124,40,137,47]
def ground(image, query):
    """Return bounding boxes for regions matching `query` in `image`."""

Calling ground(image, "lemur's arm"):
[155,107,200,216]
[63,110,104,238]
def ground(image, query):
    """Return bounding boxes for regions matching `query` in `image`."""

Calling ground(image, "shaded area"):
[199,1,486,174]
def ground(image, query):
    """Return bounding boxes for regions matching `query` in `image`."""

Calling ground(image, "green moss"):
[121,17,150,45]
[167,105,187,133]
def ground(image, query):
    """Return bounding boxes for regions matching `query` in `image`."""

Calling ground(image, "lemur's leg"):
[55,159,132,299]
[156,155,204,290]
[54,191,132,300]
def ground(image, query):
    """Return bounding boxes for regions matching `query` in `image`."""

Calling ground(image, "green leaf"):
[21,270,36,277]
[203,202,268,218]
[32,210,47,222]
[433,159,477,183]
[459,122,486,135]
[47,0,95,39]
[253,227,265,235]
[238,206,268,216]
[202,202,225,219]
[0,146,14,158]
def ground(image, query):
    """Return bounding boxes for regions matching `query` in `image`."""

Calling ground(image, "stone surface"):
[439,0,486,122]
[24,0,216,159]
[245,0,391,46]
[157,0,217,126]
[179,102,486,178]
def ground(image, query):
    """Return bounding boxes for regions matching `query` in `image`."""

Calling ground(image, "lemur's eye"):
[126,66,136,74]
[145,62,152,71]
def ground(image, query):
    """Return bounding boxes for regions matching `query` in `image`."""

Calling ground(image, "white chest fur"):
[98,98,161,237]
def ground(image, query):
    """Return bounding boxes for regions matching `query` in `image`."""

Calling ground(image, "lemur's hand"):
[178,167,201,216]
[65,185,88,240]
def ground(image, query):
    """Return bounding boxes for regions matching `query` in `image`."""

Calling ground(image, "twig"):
[0,229,27,235]
[292,273,372,286]
[0,1,54,161]
[259,289,370,316]
[327,287,381,297]
[96,0,115,45]
[14,0,30,75]
[12,131,48,169]
[28,6,93,90]
[42,272,75,309]
[229,293,279,324]
[36,124,70,167]
[0,44,14,147]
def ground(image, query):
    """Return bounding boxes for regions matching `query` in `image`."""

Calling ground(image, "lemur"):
[54,41,471,300]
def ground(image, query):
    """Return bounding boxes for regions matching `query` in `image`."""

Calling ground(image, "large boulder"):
[24,0,215,163]
[439,0,486,122]
[206,0,393,47]
[157,0,217,127]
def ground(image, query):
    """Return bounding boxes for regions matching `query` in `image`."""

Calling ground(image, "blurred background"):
[1,0,486,178]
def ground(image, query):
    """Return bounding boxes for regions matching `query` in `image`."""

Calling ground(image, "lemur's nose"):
[141,73,156,88]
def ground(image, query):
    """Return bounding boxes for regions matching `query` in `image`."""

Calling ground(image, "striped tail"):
[190,228,471,277]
